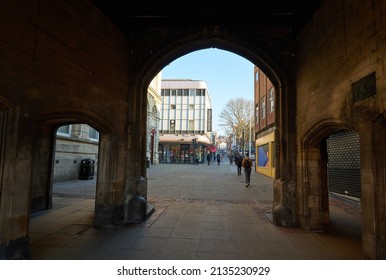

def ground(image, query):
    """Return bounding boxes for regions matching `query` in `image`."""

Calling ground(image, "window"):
[255,71,259,81]
[257,144,270,167]
[170,120,175,132]
[171,104,176,109]
[255,104,259,124]
[261,97,266,119]
[188,120,194,131]
[57,125,71,136]
[196,89,204,96]
[89,127,99,141]
[207,109,212,132]
[189,104,194,110]
[269,87,275,113]
[161,89,170,96]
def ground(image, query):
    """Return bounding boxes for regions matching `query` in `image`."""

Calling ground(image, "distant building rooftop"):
[162,79,209,89]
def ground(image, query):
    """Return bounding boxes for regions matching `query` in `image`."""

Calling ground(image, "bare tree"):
[218,97,254,152]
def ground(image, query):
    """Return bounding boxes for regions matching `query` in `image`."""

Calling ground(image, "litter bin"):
[79,158,95,180]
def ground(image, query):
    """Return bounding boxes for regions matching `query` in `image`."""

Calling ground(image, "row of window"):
[167,119,202,131]
[161,108,212,132]
[169,104,207,110]
[161,89,206,96]
[255,87,275,123]
[159,130,205,134]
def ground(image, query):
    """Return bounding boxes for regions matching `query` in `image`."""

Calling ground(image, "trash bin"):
[79,158,95,180]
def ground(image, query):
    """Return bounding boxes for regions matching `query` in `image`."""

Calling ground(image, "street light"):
[249,103,252,155]
[242,127,245,156]
[192,138,198,165]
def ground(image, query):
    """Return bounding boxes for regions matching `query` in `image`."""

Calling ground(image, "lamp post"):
[242,127,245,156]
[249,103,252,154]
[192,138,198,165]
[228,133,232,152]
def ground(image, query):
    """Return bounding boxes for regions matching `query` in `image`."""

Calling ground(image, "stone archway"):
[300,119,356,230]
[135,37,290,216]
[36,110,121,228]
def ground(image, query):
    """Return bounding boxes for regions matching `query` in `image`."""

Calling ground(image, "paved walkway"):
[29,161,362,260]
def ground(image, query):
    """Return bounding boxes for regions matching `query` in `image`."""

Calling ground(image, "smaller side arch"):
[302,118,354,148]
[37,109,116,134]
[299,118,355,230]
[36,109,124,227]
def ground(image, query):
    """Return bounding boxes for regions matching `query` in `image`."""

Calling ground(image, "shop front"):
[255,131,275,178]
[158,134,212,164]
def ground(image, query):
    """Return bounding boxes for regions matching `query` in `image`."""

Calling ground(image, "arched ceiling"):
[93,1,324,37]
[91,0,325,94]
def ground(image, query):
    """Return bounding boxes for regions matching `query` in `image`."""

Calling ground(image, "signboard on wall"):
[352,72,376,103]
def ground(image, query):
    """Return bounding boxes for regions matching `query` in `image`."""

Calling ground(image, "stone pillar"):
[272,75,297,227]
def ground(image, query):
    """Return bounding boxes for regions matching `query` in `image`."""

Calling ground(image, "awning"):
[208,145,217,152]
[159,134,212,145]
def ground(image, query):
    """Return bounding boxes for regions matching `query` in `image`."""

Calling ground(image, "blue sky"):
[161,48,255,135]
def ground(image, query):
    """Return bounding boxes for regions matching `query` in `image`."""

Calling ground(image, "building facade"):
[54,124,99,182]
[254,66,276,178]
[254,65,362,201]
[159,79,213,164]
[146,72,163,165]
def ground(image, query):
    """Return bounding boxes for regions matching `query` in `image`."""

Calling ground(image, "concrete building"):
[158,79,213,164]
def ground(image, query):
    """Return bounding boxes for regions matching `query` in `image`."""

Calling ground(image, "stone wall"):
[295,0,386,258]
[0,0,131,258]
[54,133,99,182]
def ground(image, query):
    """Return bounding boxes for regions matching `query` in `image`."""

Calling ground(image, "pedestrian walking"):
[207,153,211,166]
[235,153,243,176]
[216,153,221,166]
[242,152,253,187]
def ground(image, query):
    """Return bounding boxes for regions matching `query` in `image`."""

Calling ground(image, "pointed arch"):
[300,118,355,230]
[36,109,122,227]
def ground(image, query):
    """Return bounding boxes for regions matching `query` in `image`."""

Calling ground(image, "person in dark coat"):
[235,153,243,176]
[242,152,253,187]
[207,153,211,166]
